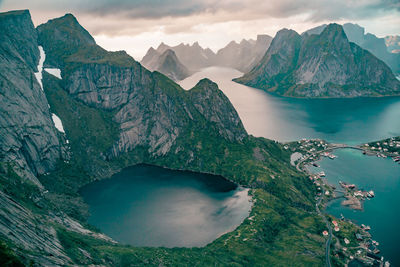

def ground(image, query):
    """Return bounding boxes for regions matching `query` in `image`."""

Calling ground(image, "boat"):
[312,163,320,167]
[328,154,337,159]
[318,171,326,177]
[367,190,375,198]
[373,248,380,254]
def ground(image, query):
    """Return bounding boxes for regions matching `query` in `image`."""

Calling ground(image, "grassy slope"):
[40,67,326,266]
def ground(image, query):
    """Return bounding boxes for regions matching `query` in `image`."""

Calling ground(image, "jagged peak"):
[157,42,169,50]
[319,23,349,42]
[191,78,219,93]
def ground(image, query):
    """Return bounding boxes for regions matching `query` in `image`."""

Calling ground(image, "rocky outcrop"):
[188,79,246,141]
[235,24,400,98]
[141,48,191,81]
[39,14,246,159]
[0,190,71,266]
[0,10,62,185]
[215,35,272,72]
[37,13,96,68]
[304,23,400,75]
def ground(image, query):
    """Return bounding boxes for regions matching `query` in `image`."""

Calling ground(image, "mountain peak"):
[37,13,96,67]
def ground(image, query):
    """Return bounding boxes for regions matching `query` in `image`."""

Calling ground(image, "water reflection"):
[80,164,252,247]
[179,67,400,144]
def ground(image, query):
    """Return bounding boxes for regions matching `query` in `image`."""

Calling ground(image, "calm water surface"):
[308,149,400,265]
[80,165,251,247]
[179,67,400,144]
[181,68,400,264]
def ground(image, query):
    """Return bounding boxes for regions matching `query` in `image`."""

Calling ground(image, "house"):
[355,233,363,241]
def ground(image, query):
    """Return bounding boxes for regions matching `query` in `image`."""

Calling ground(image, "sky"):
[1,0,399,61]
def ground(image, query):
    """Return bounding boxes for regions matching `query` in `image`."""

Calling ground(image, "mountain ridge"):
[235,23,400,98]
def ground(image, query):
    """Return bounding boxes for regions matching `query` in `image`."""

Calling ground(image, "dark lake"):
[80,164,251,248]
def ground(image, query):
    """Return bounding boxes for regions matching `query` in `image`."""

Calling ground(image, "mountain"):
[0,10,64,185]
[142,41,216,71]
[1,10,328,266]
[303,23,400,75]
[235,24,400,98]
[385,35,400,53]
[37,13,95,68]
[140,48,191,81]
[142,34,272,74]
[215,35,272,72]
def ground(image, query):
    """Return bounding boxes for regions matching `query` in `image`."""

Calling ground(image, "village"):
[286,138,394,267]
[361,136,400,163]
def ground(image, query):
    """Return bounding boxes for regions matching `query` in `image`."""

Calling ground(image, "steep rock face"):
[0,10,62,184]
[234,29,301,89]
[304,23,400,74]
[141,49,191,81]
[188,79,246,141]
[37,13,96,68]
[235,24,400,97]
[65,60,245,157]
[39,14,246,159]
[216,35,272,72]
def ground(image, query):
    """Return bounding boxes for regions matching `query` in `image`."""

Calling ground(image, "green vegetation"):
[38,70,326,266]
[0,240,25,267]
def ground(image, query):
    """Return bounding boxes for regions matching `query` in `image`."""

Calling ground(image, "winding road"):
[316,195,332,267]
[295,143,361,267]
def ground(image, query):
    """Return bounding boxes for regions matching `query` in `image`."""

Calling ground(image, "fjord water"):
[179,67,400,144]
[180,67,400,264]
[80,165,251,247]
[308,149,400,265]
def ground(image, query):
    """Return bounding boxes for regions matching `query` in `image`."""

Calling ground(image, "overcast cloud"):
[1,0,399,60]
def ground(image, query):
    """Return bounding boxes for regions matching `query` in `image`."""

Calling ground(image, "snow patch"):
[44,68,62,79]
[51,113,65,133]
[34,46,46,90]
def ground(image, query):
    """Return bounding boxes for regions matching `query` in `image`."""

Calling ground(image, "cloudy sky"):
[1,0,399,60]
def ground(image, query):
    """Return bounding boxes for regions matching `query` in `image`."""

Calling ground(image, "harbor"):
[289,139,399,266]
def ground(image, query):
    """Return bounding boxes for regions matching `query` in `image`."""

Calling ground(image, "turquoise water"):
[308,149,400,265]
[80,164,251,248]
[180,67,400,145]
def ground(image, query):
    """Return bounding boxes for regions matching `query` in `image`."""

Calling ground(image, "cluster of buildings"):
[362,137,400,159]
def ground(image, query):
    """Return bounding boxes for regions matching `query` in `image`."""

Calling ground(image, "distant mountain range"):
[141,48,191,81]
[141,35,272,79]
[234,23,400,98]
[214,35,272,72]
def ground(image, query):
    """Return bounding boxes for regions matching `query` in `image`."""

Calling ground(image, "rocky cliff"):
[0,10,325,267]
[141,48,191,81]
[38,14,246,160]
[37,13,96,68]
[235,24,400,98]
[0,10,62,184]
[304,23,400,75]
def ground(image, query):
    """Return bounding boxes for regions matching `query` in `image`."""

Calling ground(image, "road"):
[316,195,332,267]
[295,144,359,267]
